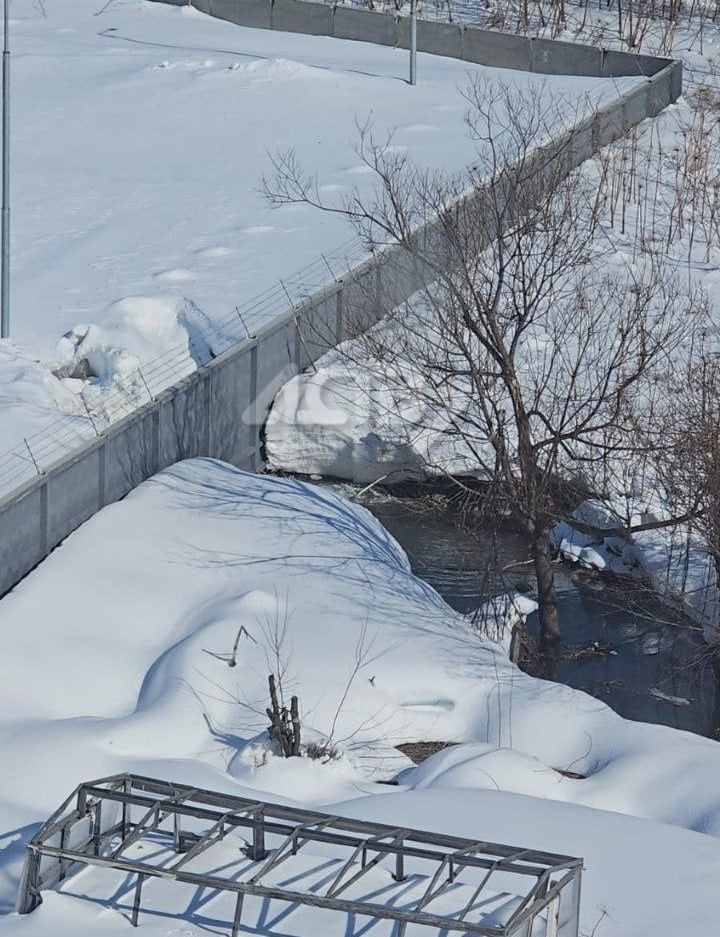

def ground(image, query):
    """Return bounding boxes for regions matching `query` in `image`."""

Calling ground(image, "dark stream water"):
[323,483,718,739]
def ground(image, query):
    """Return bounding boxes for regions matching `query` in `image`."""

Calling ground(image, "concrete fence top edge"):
[166,0,679,79]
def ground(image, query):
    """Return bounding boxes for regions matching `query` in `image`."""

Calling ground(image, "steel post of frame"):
[122,777,131,840]
[231,893,244,937]
[131,873,146,927]
[16,846,40,915]
[250,805,267,861]
[558,870,582,937]
[18,774,583,937]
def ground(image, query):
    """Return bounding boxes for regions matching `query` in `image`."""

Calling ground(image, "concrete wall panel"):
[339,266,379,340]
[296,292,340,367]
[570,120,595,165]
[621,83,649,125]
[0,484,45,595]
[646,70,673,117]
[211,0,272,29]
[592,104,626,150]
[46,448,102,549]
[105,410,159,505]
[158,376,207,468]
[462,29,531,70]
[255,321,298,428]
[669,61,683,102]
[416,19,462,59]
[531,38,601,76]
[375,245,424,310]
[272,0,333,36]
[601,49,665,78]
[332,6,398,47]
[208,345,257,466]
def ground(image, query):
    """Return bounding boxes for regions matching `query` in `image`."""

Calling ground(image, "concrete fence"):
[188,0,676,79]
[0,0,682,597]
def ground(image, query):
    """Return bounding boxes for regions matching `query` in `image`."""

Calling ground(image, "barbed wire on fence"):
[0,233,369,499]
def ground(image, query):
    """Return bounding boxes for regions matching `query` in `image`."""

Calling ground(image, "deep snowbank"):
[2,459,720,933]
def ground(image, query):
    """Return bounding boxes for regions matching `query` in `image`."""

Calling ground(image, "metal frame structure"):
[18,774,582,937]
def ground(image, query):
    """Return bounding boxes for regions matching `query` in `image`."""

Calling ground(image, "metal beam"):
[73,788,553,877]
[504,868,552,928]
[169,809,240,871]
[326,830,405,899]
[111,804,161,859]
[455,850,533,924]
[414,843,487,915]
[28,844,509,935]
[248,817,339,885]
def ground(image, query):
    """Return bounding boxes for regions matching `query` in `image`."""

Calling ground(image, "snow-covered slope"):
[1,458,720,933]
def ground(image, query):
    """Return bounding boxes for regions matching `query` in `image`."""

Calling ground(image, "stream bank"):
[310,478,718,739]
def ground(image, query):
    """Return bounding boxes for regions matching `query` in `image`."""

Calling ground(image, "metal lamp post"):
[409,0,417,86]
[1,0,9,339]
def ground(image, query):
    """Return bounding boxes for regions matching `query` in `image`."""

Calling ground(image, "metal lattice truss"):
[18,774,583,937]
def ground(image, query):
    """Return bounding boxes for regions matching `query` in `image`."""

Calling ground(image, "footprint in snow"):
[400,699,455,713]
[400,123,438,133]
[194,246,234,258]
[154,268,195,282]
[240,225,274,235]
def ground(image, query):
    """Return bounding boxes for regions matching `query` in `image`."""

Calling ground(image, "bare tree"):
[651,342,720,629]
[263,78,698,656]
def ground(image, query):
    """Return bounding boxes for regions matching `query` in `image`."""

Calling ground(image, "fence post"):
[98,438,107,508]
[39,480,48,557]
[250,344,260,470]
[16,846,42,914]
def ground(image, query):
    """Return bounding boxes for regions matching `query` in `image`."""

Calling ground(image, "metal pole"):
[409,0,417,86]
[1,0,9,339]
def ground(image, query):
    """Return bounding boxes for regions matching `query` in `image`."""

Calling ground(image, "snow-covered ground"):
[1,458,720,935]
[0,0,640,493]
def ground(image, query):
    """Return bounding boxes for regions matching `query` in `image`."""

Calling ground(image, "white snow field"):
[1,458,720,935]
[0,0,641,488]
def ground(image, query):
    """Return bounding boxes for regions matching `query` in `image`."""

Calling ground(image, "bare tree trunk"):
[533,532,561,655]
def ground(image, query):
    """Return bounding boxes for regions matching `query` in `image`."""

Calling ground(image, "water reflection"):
[345,486,717,739]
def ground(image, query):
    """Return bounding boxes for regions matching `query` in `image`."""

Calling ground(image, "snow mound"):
[53,295,223,422]
[0,342,91,471]
[233,57,330,82]
[266,351,480,482]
